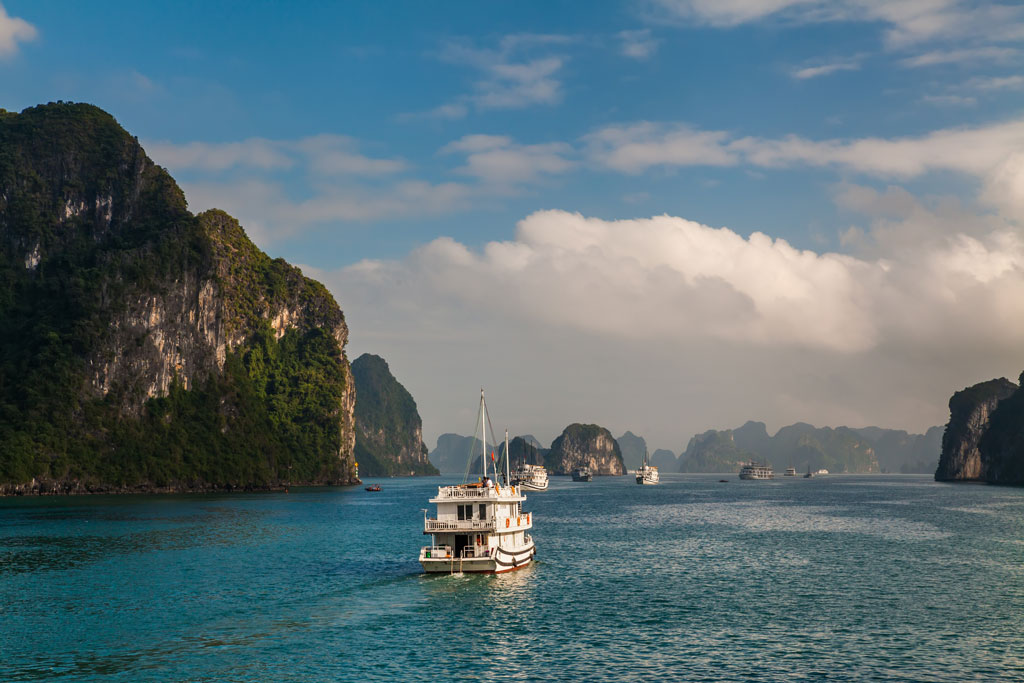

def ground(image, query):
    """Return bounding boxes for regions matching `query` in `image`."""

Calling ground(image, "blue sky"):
[5,1,1024,450]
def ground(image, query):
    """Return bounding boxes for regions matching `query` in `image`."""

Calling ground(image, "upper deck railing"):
[424,518,497,532]
[430,484,524,502]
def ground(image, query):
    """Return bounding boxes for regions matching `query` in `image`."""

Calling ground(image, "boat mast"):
[481,388,487,480]
[505,428,510,486]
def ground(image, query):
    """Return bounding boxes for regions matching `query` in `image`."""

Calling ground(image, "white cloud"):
[791,59,861,79]
[472,56,564,109]
[650,0,821,27]
[181,178,470,244]
[0,3,36,58]
[967,75,1024,91]
[146,135,406,175]
[619,29,661,60]
[397,103,469,122]
[588,118,1024,179]
[406,34,574,119]
[147,138,294,172]
[329,207,1024,447]
[920,94,977,106]
[585,122,738,173]
[441,134,574,186]
[899,46,1019,67]
[651,1,1024,48]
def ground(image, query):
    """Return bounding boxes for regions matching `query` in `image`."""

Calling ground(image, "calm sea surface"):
[2,474,1023,682]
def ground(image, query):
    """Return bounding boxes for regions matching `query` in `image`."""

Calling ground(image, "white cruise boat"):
[784,466,797,476]
[513,463,549,491]
[738,461,775,480]
[419,391,536,574]
[636,450,659,485]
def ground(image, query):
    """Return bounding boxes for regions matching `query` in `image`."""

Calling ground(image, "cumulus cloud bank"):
[330,208,1024,447]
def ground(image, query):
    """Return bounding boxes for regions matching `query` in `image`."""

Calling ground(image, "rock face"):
[351,354,437,477]
[651,448,679,470]
[430,434,493,474]
[679,430,752,473]
[616,431,647,470]
[936,377,1019,483]
[546,424,625,475]
[500,436,544,468]
[0,103,357,493]
[680,421,887,473]
[854,425,944,473]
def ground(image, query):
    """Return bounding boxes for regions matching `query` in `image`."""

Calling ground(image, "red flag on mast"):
[490,450,496,462]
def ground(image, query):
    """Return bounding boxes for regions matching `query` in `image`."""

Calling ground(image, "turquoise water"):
[2,474,1023,682]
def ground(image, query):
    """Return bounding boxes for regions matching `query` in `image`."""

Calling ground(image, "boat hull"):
[517,481,548,491]
[420,541,536,574]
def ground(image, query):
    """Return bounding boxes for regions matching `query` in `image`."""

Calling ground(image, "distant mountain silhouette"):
[679,421,943,474]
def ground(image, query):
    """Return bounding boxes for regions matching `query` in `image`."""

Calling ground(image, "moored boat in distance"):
[636,450,659,485]
[419,390,536,574]
[784,466,797,476]
[513,463,549,491]
[739,461,775,480]
[571,466,593,482]
[804,464,814,478]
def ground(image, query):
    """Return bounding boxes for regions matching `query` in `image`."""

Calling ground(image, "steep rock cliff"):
[936,377,1018,482]
[499,436,544,468]
[616,431,647,470]
[546,424,625,475]
[854,425,944,473]
[680,422,882,473]
[351,353,437,477]
[679,429,752,473]
[429,434,493,474]
[651,448,679,470]
[0,102,357,493]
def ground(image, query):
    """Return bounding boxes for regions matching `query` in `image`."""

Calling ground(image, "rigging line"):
[484,402,501,478]
[463,397,485,484]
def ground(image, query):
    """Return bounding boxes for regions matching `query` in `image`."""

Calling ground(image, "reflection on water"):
[1,476,1023,682]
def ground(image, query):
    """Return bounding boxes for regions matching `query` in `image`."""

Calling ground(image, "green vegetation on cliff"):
[0,103,355,492]
[351,354,438,477]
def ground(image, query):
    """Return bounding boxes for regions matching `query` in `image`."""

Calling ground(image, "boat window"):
[479,504,487,520]
[457,504,466,521]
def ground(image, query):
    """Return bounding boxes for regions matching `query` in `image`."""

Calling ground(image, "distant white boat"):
[636,449,659,485]
[739,461,774,480]
[513,463,548,491]
[784,466,797,477]
[816,468,829,475]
